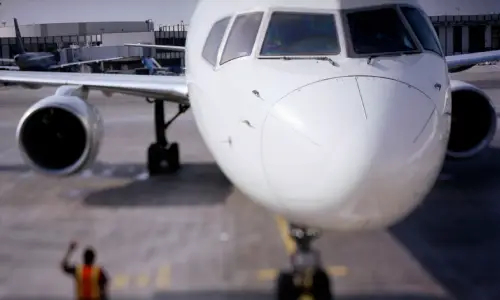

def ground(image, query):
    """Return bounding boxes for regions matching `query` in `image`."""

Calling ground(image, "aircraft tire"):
[276,271,297,300]
[166,142,180,171]
[275,269,333,300]
[310,269,333,300]
[147,143,165,175]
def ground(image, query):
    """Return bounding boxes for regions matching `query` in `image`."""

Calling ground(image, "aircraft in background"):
[106,55,184,75]
[0,18,123,72]
[1,0,500,296]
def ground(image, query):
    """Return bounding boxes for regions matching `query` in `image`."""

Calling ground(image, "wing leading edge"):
[1,48,500,102]
[49,57,126,70]
[446,49,500,72]
[0,71,188,103]
[125,43,186,51]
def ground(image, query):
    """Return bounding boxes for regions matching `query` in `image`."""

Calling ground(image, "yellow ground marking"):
[111,275,129,289]
[257,268,278,281]
[155,265,171,289]
[274,215,296,254]
[136,274,150,288]
[327,266,348,277]
[257,266,347,281]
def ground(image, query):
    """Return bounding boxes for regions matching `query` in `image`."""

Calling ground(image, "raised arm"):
[60,241,78,274]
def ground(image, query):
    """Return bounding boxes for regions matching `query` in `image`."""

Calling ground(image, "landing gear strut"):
[147,98,189,175]
[276,224,333,300]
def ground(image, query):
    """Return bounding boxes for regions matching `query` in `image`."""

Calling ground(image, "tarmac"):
[0,66,500,299]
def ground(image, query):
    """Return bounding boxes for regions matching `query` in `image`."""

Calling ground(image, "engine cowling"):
[16,86,103,176]
[447,80,497,159]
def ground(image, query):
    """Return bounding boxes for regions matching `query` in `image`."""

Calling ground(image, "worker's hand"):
[68,241,77,251]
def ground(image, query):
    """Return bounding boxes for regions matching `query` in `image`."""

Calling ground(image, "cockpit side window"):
[346,7,418,55]
[400,6,443,57]
[260,12,340,56]
[202,17,230,66]
[220,12,263,65]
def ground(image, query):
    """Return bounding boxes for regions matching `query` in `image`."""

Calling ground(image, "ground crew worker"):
[142,55,156,75]
[60,241,109,300]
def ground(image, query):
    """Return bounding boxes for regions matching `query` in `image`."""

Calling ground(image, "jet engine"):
[16,85,103,176]
[446,80,497,159]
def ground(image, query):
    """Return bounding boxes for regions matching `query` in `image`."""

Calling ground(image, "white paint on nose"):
[261,76,444,230]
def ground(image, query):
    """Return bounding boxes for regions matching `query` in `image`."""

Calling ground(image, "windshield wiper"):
[282,56,337,67]
[367,51,417,65]
[260,56,338,67]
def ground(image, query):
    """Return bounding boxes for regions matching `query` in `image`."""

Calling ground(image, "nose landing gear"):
[276,224,333,300]
[146,98,189,175]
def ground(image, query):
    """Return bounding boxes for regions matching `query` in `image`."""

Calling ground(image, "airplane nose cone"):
[261,76,444,230]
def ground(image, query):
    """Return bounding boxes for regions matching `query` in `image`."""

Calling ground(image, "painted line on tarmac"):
[257,266,348,281]
[274,215,296,254]
[155,265,171,290]
[110,264,170,290]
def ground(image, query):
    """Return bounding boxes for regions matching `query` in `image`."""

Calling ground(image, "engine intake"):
[447,80,497,159]
[16,86,103,176]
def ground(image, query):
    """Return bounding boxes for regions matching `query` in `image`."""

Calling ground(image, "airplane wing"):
[125,43,186,51]
[0,70,188,103]
[48,57,125,69]
[446,50,500,72]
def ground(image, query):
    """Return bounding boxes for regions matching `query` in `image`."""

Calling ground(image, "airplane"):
[0,18,124,72]
[1,0,500,296]
[104,56,183,75]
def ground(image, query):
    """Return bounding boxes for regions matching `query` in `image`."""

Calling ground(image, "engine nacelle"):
[447,80,497,159]
[16,85,103,176]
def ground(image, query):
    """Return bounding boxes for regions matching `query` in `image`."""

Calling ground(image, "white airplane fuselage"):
[10,0,479,233]
[183,0,452,230]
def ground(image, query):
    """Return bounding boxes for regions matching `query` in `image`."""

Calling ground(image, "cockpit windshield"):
[260,12,340,56]
[346,7,418,55]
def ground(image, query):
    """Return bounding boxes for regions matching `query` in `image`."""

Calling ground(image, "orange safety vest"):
[75,265,101,300]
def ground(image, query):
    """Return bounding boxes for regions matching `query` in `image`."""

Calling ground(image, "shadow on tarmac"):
[83,162,233,207]
[0,161,233,207]
[390,147,500,300]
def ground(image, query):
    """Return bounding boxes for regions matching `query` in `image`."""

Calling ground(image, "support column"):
[446,26,454,55]
[462,26,469,53]
[438,26,446,52]
[485,25,492,49]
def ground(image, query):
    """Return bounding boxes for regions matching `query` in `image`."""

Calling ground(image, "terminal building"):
[0,0,499,67]
[0,20,186,69]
